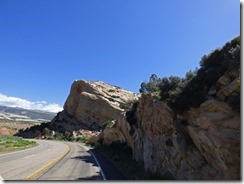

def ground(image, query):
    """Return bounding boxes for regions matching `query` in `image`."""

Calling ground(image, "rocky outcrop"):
[214,67,240,100]
[95,66,240,180]
[50,67,239,180]
[96,115,134,150]
[51,80,138,146]
[63,80,138,129]
[127,94,239,180]
[186,99,240,179]
[49,58,239,180]
[53,73,239,180]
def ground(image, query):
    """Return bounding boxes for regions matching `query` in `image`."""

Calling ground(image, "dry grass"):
[0,135,37,153]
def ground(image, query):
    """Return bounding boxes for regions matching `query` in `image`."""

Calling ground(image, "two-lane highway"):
[0,140,104,180]
[37,141,104,180]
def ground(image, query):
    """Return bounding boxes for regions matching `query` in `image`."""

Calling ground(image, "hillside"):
[0,105,56,122]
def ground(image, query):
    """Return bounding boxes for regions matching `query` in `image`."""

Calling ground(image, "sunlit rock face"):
[51,80,138,150]
[63,80,138,130]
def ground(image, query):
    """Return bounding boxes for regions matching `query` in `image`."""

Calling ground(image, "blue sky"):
[0,0,240,112]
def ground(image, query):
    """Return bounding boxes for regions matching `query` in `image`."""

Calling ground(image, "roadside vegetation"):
[139,35,240,114]
[101,120,115,130]
[47,131,90,143]
[0,135,36,153]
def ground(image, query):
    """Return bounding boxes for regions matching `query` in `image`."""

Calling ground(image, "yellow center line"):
[23,143,71,180]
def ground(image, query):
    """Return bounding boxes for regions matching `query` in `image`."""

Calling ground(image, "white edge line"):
[89,150,106,180]
[0,175,4,180]
[81,145,106,180]
[24,154,36,159]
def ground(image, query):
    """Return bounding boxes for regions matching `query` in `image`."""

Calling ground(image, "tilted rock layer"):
[51,80,138,149]
[129,94,239,180]
[63,80,138,129]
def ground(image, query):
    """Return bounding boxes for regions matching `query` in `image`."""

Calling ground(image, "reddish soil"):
[0,127,11,135]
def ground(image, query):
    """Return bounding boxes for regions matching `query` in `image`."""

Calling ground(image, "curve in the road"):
[0,140,70,180]
[24,143,71,180]
[36,142,104,180]
[0,140,125,180]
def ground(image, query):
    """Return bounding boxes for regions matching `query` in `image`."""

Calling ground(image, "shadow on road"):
[70,154,101,180]
[76,175,101,180]
[89,148,127,180]
[70,148,126,180]
[71,155,98,167]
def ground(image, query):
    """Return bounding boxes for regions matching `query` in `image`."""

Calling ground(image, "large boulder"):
[62,80,138,130]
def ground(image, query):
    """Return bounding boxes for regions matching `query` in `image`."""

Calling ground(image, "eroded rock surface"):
[50,80,138,148]
[63,80,138,129]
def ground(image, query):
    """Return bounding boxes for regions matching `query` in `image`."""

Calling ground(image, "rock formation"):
[127,93,240,180]
[63,80,138,128]
[49,80,138,147]
[46,37,240,180]
[92,62,240,179]
[48,64,240,180]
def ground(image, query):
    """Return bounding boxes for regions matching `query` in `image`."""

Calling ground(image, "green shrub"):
[0,135,37,152]
[139,74,161,93]
[139,36,240,114]
[102,120,114,129]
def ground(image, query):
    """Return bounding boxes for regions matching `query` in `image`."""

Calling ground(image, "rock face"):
[186,99,240,179]
[63,80,138,129]
[128,94,240,180]
[94,67,240,180]
[51,80,138,147]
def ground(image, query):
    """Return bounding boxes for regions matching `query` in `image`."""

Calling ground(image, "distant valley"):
[0,105,57,135]
[0,105,56,123]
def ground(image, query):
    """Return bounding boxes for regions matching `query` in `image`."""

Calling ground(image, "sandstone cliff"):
[63,80,138,129]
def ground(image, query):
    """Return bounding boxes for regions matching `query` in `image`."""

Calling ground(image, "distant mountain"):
[0,105,56,123]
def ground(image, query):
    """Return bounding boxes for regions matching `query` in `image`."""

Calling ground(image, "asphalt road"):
[0,140,105,180]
